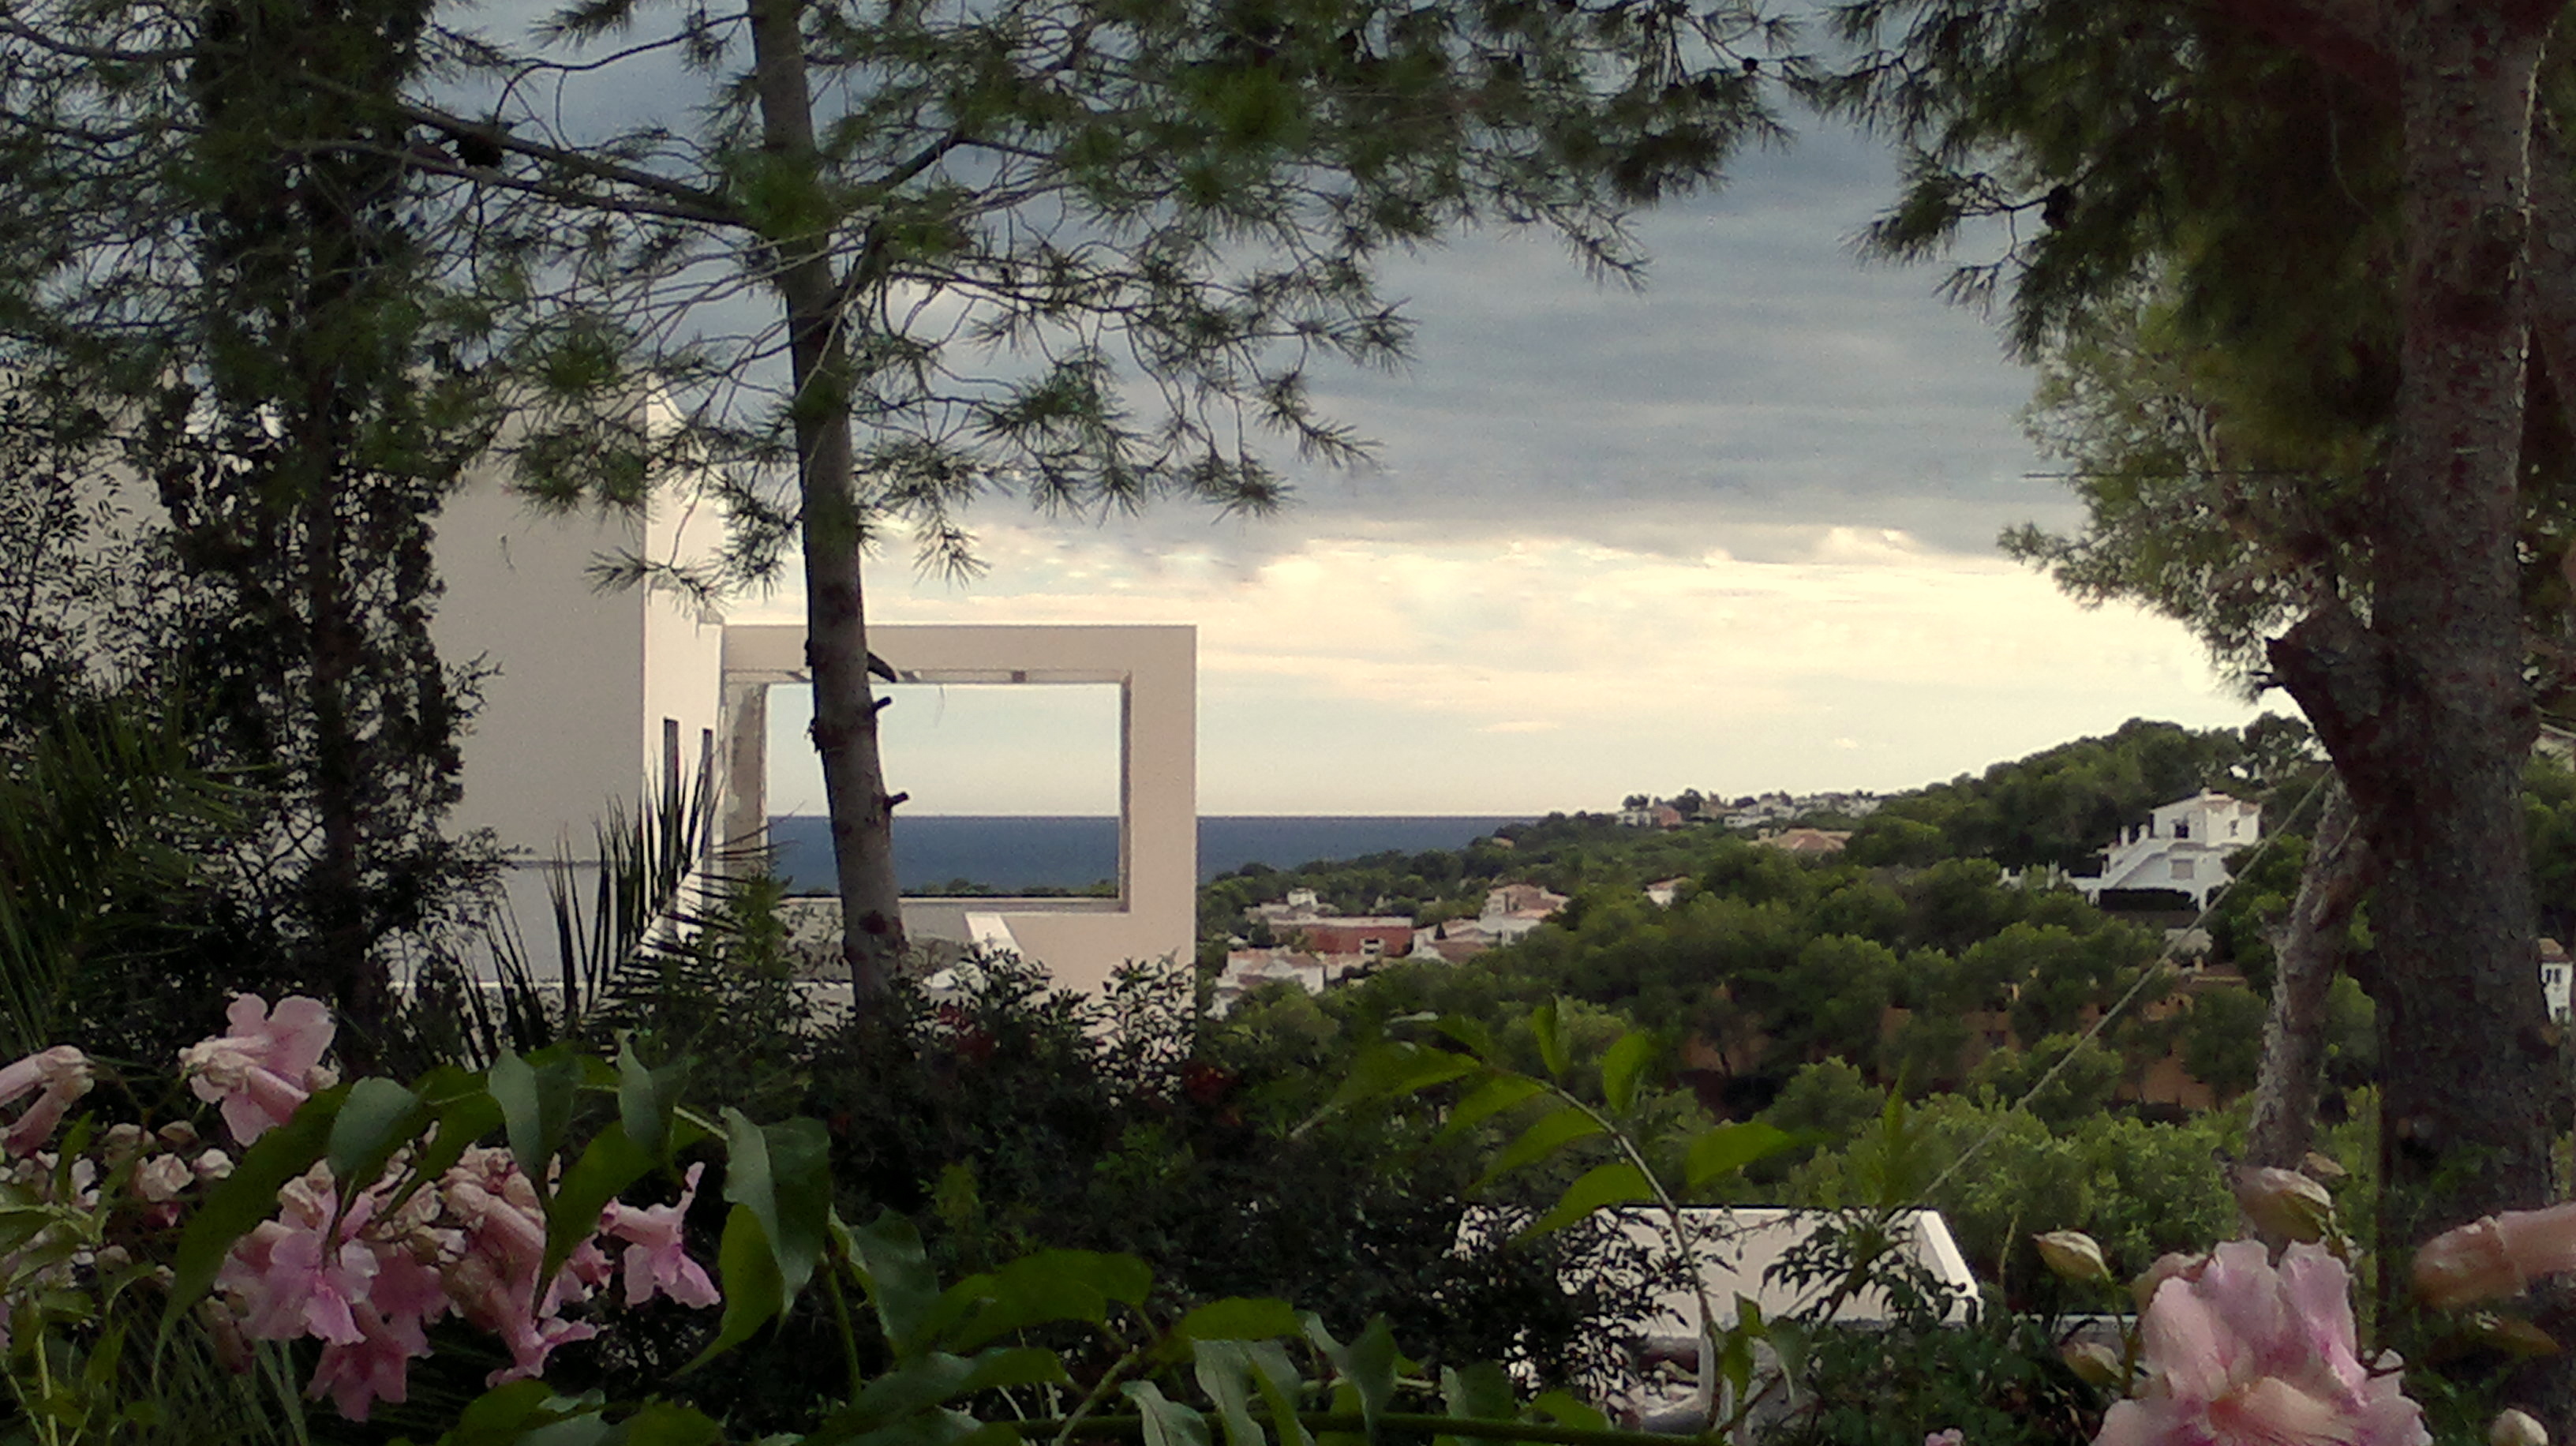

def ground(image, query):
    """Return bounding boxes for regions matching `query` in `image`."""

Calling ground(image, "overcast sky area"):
[744,119,2263,817]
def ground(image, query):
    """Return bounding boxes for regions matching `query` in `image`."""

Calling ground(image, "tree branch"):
[2243,776,2373,1182]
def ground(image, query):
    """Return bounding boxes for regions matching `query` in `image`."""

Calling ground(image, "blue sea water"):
[766,815,1533,893]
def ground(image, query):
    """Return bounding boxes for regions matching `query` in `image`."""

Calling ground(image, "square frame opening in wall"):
[717,623,1196,993]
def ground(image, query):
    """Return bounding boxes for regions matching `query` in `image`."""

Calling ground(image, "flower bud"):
[2060,1339,2121,1386]
[2417,1204,2576,1309]
[2034,1231,2110,1284]
[2491,1410,2548,1446]
[2234,1165,2335,1243]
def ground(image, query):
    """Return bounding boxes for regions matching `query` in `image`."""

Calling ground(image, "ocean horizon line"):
[766,812,1542,890]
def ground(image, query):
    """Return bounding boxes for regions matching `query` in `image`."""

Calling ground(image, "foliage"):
[1784,1092,2237,1316]
[1849,719,2252,873]
[0,0,507,1036]
[1763,1214,2103,1446]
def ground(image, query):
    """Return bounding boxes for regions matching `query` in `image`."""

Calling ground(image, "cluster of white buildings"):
[1613,791,1884,830]
[1213,882,1571,1013]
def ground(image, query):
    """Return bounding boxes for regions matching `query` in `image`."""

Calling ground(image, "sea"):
[766,815,1533,893]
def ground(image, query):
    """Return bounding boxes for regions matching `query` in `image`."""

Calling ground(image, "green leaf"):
[440,1379,556,1446]
[385,1083,504,1219]
[942,1249,1152,1352]
[543,1121,653,1283]
[326,1077,426,1191]
[1530,1000,1570,1081]
[1175,1297,1301,1343]
[617,1039,688,1159]
[1122,1382,1212,1446]
[829,1348,1070,1436]
[1476,1106,1604,1189]
[1428,1015,1500,1062]
[1193,1341,1272,1446]
[1309,1042,1480,1127]
[1525,1392,1607,1432]
[1307,1314,1398,1437]
[1684,1122,1795,1192]
[721,1108,831,1302]
[684,1204,784,1369]
[164,1084,343,1327]
[1435,1362,1515,1446]
[1599,1032,1659,1116]
[490,1047,581,1193]
[1518,1161,1655,1240]
[1438,1075,1547,1142]
[618,1403,724,1446]
[848,1210,942,1357]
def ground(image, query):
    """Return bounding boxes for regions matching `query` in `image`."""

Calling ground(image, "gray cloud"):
[972,125,2069,571]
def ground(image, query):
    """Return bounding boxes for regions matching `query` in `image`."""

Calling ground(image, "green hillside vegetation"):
[1191,720,2576,1305]
[1194,715,2399,1302]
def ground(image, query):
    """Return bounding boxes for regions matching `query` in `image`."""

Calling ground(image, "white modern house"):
[432,462,1197,994]
[2071,789,2263,912]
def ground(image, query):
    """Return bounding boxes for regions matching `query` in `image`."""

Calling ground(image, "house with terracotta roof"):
[1756,827,1851,858]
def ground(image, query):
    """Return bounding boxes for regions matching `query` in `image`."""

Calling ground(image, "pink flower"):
[133,1152,192,1203]
[1927,1432,1965,1446]
[305,1300,429,1421]
[217,1173,376,1345]
[0,1046,92,1156]
[2096,1240,2428,1446]
[2413,1203,2576,1309]
[180,995,335,1144]
[440,1151,601,1384]
[601,1163,720,1309]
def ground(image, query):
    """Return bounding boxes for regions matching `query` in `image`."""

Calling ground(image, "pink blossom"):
[180,995,335,1144]
[0,1046,92,1156]
[601,1163,720,1309]
[2413,1203,2576,1309]
[440,1152,601,1384]
[217,1173,376,1345]
[305,1300,430,1422]
[1926,1432,1964,1446]
[133,1152,192,1203]
[2096,1240,2428,1446]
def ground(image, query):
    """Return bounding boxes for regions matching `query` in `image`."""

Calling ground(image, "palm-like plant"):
[0,695,243,1062]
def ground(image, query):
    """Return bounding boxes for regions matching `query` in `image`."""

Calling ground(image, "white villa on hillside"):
[2072,790,2262,912]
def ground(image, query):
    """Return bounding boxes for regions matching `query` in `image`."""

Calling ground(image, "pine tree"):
[1830,0,2576,1403]
[421,0,1803,992]
[0,0,504,1048]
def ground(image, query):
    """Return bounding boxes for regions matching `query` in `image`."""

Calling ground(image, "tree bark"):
[2242,778,2370,1174]
[2266,0,2567,1413]
[745,0,905,998]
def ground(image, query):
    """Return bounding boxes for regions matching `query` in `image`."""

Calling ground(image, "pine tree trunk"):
[2267,0,2567,1413]
[745,0,905,998]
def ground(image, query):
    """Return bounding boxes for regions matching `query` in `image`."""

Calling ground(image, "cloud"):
[744,525,2260,812]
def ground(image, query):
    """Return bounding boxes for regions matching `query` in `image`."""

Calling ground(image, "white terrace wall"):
[432,461,726,967]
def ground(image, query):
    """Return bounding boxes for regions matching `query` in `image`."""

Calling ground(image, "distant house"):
[1290,916,1417,961]
[1758,827,1851,858]
[2072,790,2262,912]
[1211,947,1375,1013]
[2545,938,2572,1023]
[1413,918,1495,963]
[1645,876,1693,907]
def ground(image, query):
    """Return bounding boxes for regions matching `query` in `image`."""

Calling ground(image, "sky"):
[744,122,2264,819]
